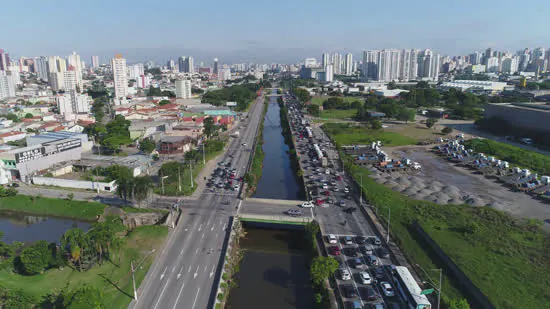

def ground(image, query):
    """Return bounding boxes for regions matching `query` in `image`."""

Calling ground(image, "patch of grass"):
[310,96,359,106]
[245,97,269,196]
[324,123,418,146]
[385,123,443,141]
[339,147,550,309]
[0,225,168,308]
[0,195,105,221]
[464,138,550,175]
[320,109,357,119]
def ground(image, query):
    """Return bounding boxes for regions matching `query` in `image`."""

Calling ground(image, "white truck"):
[231,131,240,137]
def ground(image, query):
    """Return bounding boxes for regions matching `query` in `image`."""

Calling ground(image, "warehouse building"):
[0,137,83,182]
[484,103,550,134]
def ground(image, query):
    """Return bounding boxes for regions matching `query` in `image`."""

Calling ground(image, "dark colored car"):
[365,286,377,301]
[378,247,390,258]
[355,236,367,245]
[343,285,357,298]
[346,247,359,257]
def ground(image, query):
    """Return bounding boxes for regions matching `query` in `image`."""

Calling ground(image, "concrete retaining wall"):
[32,176,117,192]
[212,216,237,309]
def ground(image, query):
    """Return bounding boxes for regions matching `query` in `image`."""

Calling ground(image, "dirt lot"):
[370,146,550,230]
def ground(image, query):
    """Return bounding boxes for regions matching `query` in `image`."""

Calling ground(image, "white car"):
[301,201,314,208]
[380,281,395,297]
[322,183,328,190]
[344,187,349,193]
[241,143,248,146]
[325,169,330,175]
[340,268,351,281]
[359,271,372,284]
[327,234,338,244]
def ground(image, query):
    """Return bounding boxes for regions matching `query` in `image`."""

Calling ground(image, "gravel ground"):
[368,146,550,230]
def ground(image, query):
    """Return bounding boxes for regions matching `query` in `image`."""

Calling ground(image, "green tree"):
[426,118,438,129]
[19,240,51,275]
[369,119,383,130]
[307,104,320,117]
[61,228,90,271]
[397,107,416,123]
[387,80,397,90]
[62,284,105,309]
[310,256,339,286]
[101,115,131,151]
[203,117,216,138]
[355,105,366,120]
[293,88,311,103]
[442,126,453,134]
[449,298,470,309]
[6,113,18,122]
[139,138,156,154]
[185,150,200,162]
[24,113,34,119]
[158,99,171,106]
[0,288,34,309]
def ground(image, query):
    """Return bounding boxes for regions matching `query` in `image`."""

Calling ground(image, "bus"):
[393,266,431,309]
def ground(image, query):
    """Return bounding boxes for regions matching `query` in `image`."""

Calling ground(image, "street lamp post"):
[386,206,391,243]
[415,264,442,309]
[161,175,169,195]
[132,249,156,301]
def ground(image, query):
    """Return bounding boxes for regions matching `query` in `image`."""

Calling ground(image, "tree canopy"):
[310,256,339,286]
[101,115,131,151]
[62,284,105,309]
[201,84,259,111]
[139,138,156,154]
[18,240,50,275]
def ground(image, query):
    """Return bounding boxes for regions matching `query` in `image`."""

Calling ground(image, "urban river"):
[253,90,303,200]
[0,213,91,244]
[225,223,313,309]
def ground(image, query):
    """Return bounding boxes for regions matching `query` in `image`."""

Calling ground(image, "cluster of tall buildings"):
[362,49,440,82]
[177,56,194,73]
[0,49,20,99]
[321,52,354,76]
[455,47,550,74]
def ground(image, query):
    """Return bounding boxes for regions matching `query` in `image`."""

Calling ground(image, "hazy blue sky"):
[3,0,549,63]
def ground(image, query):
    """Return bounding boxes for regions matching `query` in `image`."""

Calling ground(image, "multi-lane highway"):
[129,90,269,309]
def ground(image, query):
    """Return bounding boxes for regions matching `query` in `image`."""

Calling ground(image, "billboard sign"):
[226,102,237,107]
[56,139,82,152]
[15,147,46,163]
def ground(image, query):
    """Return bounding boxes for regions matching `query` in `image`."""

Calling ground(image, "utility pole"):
[386,206,391,243]
[161,172,166,195]
[190,162,194,188]
[202,143,206,165]
[178,166,181,192]
[359,174,363,205]
[131,261,137,300]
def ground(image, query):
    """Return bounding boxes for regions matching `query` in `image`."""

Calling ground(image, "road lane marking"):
[191,288,201,309]
[198,224,203,231]
[210,265,215,278]
[201,233,205,240]
[172,282,186,309]
[172,266,175,273]
[160,266,167,280]
[177,265,184,280]
[195,248,199,254]
[194,265,199,278]
[187,265,191,273]
[211,225,215,231]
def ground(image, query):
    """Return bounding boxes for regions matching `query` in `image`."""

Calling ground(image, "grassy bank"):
[464,138,550,175]
[310,96,360,106]
[324,123,418,146]
[330,128,550,308]
[320,109,357,119]
[0,195,105,221]
[245,96,269,196]
[0,225,168,308]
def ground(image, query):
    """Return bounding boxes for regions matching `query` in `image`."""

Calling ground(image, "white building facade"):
[175,79,192,99]
[111,54,128,105]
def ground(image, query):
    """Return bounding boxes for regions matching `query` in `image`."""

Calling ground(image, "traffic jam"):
[283,92,414,309]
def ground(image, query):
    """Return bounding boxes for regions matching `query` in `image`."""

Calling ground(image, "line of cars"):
[206,161,243,193]
[326,234,402,309]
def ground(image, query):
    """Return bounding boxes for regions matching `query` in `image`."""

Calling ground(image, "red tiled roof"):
[77,120,95,127]
[158,104,179,110]
[0,131,25,138]
[182,116,194,122]
[53,126,65,132]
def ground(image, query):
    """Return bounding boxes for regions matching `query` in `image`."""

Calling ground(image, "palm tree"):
[61,228,89,271]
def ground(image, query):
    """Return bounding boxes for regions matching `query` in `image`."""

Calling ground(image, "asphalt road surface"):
[129,91,267,309]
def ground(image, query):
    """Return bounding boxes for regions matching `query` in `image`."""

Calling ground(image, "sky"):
[2,0,549,63]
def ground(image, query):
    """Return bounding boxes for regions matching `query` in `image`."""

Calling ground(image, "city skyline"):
[2,0,549,63]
